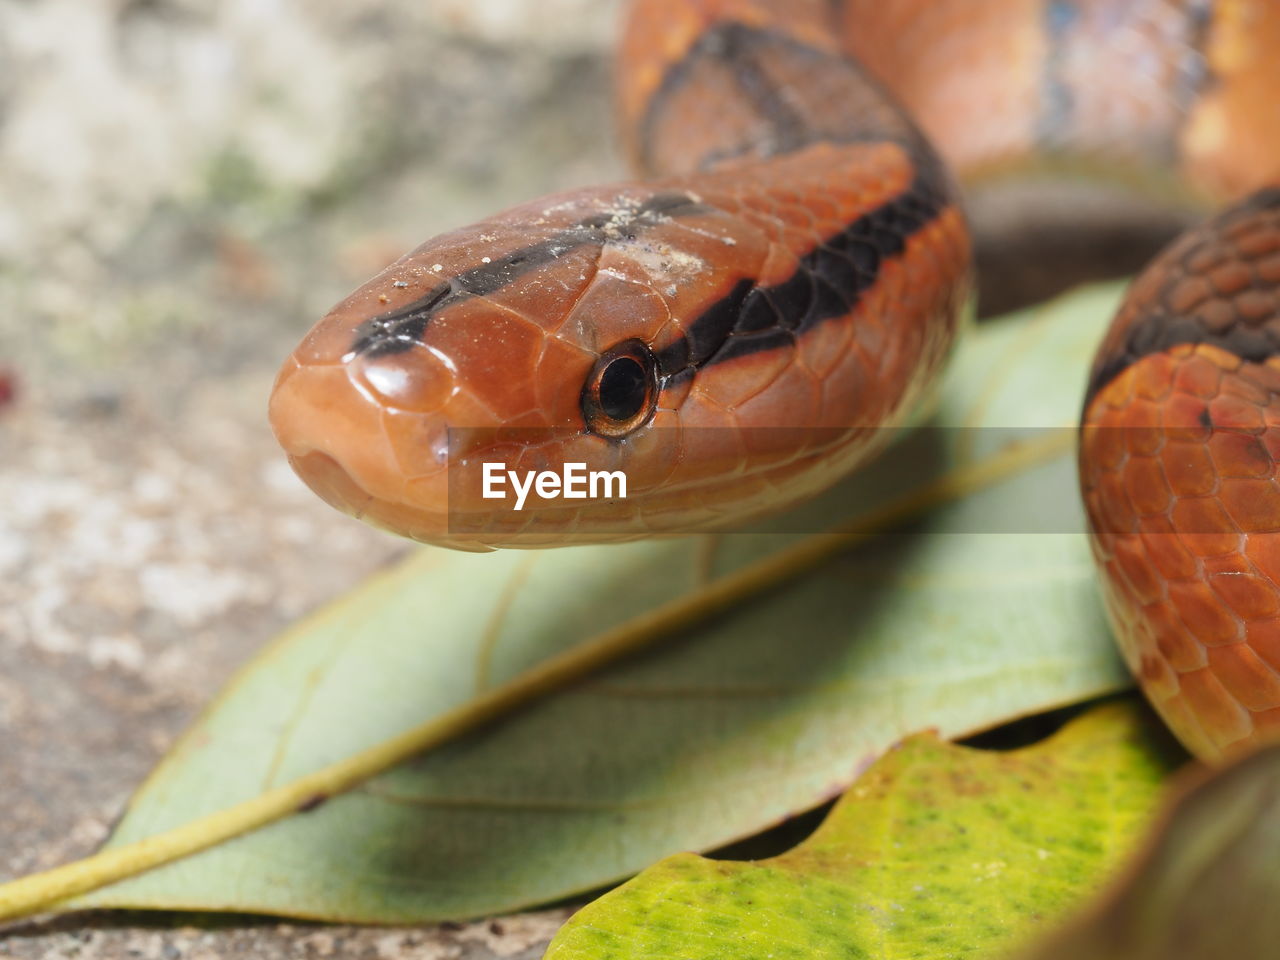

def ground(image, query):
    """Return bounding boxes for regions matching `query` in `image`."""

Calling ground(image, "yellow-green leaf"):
[1025,742,1280,960]
[20,284,1132,923]
[546,702,1182,960]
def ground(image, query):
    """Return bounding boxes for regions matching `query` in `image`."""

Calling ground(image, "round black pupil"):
[598,356,648,421]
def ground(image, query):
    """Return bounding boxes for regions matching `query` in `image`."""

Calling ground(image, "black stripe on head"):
[349,192,709,357]
[639,22,828,173]
[1084,186,1280,407]
[656,152,952,378]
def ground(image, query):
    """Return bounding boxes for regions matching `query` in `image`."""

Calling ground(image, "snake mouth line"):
[288,451,376,523]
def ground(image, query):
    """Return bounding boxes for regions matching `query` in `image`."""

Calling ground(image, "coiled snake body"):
[270,0,1280,762]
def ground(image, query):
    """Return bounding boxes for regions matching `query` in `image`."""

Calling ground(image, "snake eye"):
[582,339,659,438]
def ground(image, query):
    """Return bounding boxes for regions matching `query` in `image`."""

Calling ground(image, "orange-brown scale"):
[1183,0,1280,198]
[1082,189,1280,760]
[829,0,1280,197]
[830,0,1048,180]
[619,3,925,180]
[615,0,842,165]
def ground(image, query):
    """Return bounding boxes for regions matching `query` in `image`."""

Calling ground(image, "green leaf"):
[1025,742,1280,960]
[545,702,1182,960]
[73,284,1132,922]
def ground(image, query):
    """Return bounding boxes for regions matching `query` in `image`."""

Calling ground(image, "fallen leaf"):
[545,702,1183,960]
[35,284,1133,922]
[1024,740,1280,960]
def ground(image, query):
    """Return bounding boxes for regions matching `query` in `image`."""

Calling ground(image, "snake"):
[268,0,1280,763]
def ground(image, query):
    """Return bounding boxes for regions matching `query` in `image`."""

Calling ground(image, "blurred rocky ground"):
[0,1,1195,957]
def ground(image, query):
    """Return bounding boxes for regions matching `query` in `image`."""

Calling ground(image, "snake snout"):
[268,351,454,538]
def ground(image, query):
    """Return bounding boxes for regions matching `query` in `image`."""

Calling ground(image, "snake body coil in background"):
[269,0,1280,762]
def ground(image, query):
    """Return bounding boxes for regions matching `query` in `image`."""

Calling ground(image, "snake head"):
[269,185,761,549]
[271,144,967,550]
